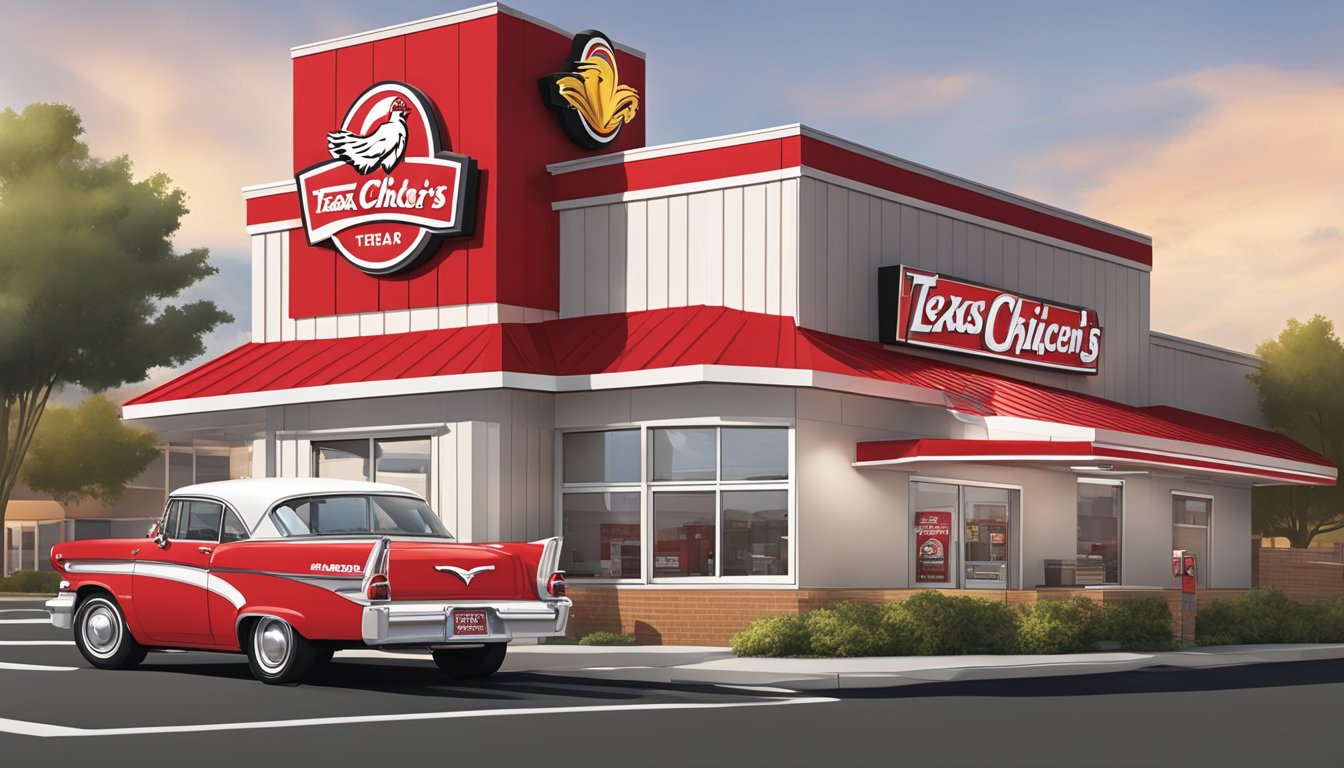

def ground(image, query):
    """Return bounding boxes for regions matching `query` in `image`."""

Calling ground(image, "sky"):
[1,0,1342,400]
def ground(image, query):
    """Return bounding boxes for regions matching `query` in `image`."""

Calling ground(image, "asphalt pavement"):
[7,594,1344,766]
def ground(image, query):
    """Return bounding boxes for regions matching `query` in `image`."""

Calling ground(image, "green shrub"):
[1016,597,1104,654]
[1101,598,1177,651]
[1315,598,1344,643]
[1195,589,1314,646]
[805,602,888,657]
[731,613,811,657]
[900,591,1018,655]
[0,570,61,594]
[577,631,636,646]
[877,601,921,656]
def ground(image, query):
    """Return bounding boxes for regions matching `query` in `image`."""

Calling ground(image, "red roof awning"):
[124,306,1335,486]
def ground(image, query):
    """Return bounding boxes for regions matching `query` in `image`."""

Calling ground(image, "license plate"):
[453,610,488,636]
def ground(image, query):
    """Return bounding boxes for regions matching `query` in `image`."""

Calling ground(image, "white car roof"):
[170,477,424,530]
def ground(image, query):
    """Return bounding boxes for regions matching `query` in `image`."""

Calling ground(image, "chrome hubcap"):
[82,603,120,657]
[254,618,291,672]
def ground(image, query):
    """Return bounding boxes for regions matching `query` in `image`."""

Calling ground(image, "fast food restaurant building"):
[120,3,1335,644]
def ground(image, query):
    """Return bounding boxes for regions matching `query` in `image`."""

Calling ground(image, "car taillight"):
[546,572,566,598]
[366,574,390,601]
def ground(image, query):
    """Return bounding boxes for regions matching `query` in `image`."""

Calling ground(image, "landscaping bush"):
[730,613,811,657]
[876,601,921,656]
[1315,598,1344,643]
[805,602,888,657]
[1100,598,1177,651]
[0,570,60,594]
[577,630,637,646]
[1195,589,1314,646]
[1016,597,1103,654]
[900,591,1018,655]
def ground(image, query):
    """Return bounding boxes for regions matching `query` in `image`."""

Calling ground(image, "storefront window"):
[721,428,789,481]
[313,436,431,496]
[560,425,792,582]
[651,428,716,481]
[1173,495,1211,588]
[561,492,641,578]
[563,430,639,484]
[1078,480,1122,584]
[653,491,716,577]
[722,489,788,576]
[561,430,643,580]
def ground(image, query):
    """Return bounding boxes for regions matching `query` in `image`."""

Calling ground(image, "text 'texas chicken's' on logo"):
[539,30,639,150]
[296,82,478,275]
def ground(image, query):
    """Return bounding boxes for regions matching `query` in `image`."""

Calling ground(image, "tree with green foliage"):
[1247,315,1344,548]
[0,103,231,532]
[21,395,160,505]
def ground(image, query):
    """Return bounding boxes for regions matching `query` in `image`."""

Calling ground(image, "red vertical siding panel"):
[494,14,530,310]
[372,37,411,312]
[456,17,499,306]
[292,51,337,173]
[405,24,461,310]
[288,230,336,318]
[332,44,380,315]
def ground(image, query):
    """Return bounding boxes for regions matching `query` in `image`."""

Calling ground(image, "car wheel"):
[73,594,148,670]
[245,616,318,685]
[432,643,507,679]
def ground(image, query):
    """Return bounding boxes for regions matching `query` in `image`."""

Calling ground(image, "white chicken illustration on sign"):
[326,96,410,175]
[295,80,478,275]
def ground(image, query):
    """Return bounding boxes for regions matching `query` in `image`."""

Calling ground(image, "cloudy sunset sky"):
[1,0,1341,396]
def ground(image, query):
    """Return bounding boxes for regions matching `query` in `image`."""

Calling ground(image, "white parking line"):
[0,662,77,672]
[0,609,48,614]
[0,696,838,738]
[0,619,51,624]
[0,641,74,646]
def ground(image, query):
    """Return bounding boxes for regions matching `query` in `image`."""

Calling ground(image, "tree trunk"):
[0,384,57,571]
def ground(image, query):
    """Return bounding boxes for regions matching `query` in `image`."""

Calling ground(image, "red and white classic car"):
[45,478,570,684]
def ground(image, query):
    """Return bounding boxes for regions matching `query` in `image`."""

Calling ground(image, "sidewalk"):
[485,643,1344,690]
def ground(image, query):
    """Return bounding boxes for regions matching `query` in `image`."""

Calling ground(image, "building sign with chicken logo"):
[539,30,640,149]
[296,81,477,275]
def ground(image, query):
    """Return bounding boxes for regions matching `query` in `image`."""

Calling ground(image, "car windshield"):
[269,494,454,538]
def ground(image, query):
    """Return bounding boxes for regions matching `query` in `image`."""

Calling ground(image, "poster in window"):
[915,510,952,583]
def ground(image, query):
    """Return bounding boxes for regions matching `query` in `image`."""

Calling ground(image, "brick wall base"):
[566,586,1248,646]
[1253,544,1344,601]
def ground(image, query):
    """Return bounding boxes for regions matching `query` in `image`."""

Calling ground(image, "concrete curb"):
[498,643,1344,690]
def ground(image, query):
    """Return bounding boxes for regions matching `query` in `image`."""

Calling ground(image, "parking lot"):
[0,596,835,763]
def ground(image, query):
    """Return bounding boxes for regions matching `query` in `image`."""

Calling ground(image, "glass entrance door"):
[912,482,1019,589]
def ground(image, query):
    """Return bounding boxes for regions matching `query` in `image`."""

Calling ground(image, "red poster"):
[915,511,952,583]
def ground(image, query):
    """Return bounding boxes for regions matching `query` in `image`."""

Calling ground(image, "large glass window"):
[561,430,643,580]
[1078,480,1122,584]
[561,492,641,578]
[560,426,792,582]
[313,436,431,496]
[1173,495,1211,588]
[563,430,639,484]
[651,428,716,481]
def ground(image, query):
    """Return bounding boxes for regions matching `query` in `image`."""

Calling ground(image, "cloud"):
[787,71,984,120]
[0,6,292,260]
[1033,65,1344,353]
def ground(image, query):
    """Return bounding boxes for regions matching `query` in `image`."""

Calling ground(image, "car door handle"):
[198,547,213,555]
[130,548,140,556]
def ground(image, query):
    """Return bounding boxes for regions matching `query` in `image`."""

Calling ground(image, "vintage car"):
[45,477,569,684]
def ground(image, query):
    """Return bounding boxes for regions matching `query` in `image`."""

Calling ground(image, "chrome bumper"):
[361,598,571,647]
[46,593,76,630]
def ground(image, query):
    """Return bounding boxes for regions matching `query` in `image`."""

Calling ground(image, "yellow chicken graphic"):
[540,30,640,149]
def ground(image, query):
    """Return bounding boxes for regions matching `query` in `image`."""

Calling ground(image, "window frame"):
[158,497,241,544]
[557,422,796,587]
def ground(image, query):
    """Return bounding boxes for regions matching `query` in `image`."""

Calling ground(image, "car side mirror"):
[154,530,170,550]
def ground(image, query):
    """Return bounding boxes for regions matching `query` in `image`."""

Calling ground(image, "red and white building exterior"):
[123,3,1334,643]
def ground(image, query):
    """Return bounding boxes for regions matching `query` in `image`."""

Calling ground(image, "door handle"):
[198,546,213,555]
[130,548,140,556]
